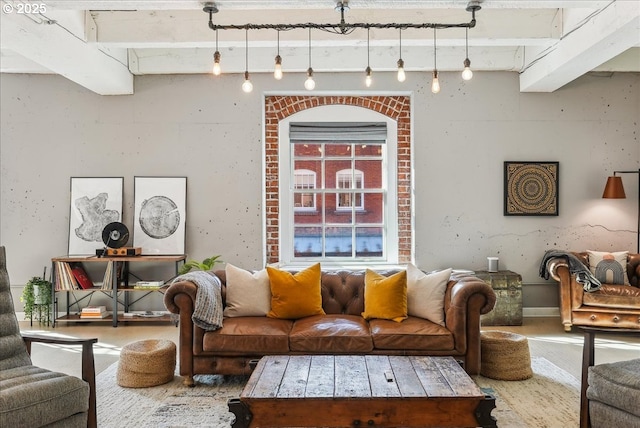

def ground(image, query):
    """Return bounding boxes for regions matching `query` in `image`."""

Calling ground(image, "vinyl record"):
[102,222,129,248]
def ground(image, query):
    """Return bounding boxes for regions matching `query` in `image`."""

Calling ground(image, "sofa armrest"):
[444,274,496,375]
[545,257,585,330]
[21,334,97,428]
[163,279,199,386]
[164,279,198,316]
[546,257,569,282]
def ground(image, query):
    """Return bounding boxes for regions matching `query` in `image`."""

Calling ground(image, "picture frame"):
[68,177,124,255]
[133,176,187,255]
[504,161,559,216]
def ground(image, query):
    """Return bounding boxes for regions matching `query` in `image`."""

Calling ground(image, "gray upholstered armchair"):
[0,246,97,428]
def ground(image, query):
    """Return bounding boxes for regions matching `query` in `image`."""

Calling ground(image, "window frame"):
[278,105,398,267]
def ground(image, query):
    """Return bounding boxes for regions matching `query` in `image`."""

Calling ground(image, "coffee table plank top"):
[335,355,372,398]
[247,355,288,398]
[243,355,484,400]
[366,355,402,398]
[433,357,484,396]
[277,355,311,398]
[387,356,428,397]
[305,355,335,398]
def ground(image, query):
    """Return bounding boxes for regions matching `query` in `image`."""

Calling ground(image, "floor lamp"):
[602,169,640,254]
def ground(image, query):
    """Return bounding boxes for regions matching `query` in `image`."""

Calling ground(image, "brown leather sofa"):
[546,252,640,331]
[164,269,496,385]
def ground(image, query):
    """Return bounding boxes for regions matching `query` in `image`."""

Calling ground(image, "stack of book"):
[133,281,165,290]
[80,305,109,319]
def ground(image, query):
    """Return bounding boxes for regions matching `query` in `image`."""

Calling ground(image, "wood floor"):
[19,317,640,381]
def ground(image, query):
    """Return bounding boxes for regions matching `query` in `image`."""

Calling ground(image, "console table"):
[475,270,523,326]
[51,255,185,327]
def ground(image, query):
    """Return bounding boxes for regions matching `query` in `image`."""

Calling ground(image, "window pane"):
[355,144,383,157]
[356,227,383,257]
[356,192,383,223]
[325,144,351,157]
[294,227,322,257]
[327,195,352,223]
[294,161,321,184]
[325,160,352,189]
[325,227,352,257]
[294,194,317,219]
[294,144,322,157]
[355,159,382,188]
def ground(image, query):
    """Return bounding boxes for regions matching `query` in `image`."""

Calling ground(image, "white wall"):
[1,70,638,309]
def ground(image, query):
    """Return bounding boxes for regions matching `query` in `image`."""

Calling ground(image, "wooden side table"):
[475,270,523,326]
[578,326,640,428]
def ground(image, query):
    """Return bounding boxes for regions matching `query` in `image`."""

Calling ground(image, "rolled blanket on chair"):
[172,271,223,330]
[539,250,602,292]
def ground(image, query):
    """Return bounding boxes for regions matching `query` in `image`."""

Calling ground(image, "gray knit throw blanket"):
[539,250,602,292]
[173,271,223,331]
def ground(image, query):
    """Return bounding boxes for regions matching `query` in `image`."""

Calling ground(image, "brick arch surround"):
[264,95,412,264]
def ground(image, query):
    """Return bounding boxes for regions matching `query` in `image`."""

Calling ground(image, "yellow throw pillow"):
[266,263,325,319]
[362,269,408,323]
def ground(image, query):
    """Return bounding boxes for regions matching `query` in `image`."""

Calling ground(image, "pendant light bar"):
[204,1,482,93]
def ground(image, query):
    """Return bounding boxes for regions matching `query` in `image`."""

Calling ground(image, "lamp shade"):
[602,176,626,199]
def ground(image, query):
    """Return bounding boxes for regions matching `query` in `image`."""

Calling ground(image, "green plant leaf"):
[178,255,223,275]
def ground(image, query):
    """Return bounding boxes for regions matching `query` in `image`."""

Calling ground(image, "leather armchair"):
[546,252,640,331]
[0,246,97,428]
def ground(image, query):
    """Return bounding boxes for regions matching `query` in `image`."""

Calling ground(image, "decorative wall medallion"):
[504,161,559,216]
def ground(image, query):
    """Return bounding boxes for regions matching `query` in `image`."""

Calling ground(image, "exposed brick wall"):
[264,95,412,264]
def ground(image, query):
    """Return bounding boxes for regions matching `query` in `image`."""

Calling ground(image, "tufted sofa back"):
[213,268,401,316]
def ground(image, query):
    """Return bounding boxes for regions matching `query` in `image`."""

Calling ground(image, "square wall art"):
[504,161,559,216]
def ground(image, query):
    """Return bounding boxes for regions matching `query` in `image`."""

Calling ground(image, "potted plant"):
[21,275,53,326]
[178,255,223,275]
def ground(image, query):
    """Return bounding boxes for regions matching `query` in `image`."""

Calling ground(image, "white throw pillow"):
[223,263,272,317]
[587,250,630,285]
[406,263,452,326]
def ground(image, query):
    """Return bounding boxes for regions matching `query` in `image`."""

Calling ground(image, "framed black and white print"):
[133,176,187,255]
[504,161,559,216]
[68,177,124,255]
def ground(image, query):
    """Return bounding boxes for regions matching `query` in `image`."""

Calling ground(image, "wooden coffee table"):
[228,355,496,428]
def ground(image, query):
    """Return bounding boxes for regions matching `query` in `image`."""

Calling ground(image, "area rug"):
[96,356,579,427]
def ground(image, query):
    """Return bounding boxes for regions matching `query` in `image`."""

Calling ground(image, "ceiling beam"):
[0,10,133,95]
[519,2,640,92]
[41,1,613,11]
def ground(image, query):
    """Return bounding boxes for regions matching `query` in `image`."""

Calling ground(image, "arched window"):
[278,105,398,264]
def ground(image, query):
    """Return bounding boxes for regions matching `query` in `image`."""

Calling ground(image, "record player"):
[96,222,141,257]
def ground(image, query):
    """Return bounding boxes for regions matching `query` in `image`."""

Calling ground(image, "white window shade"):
[290,122,387,142]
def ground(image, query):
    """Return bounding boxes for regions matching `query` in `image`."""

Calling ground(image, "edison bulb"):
[274,64,283,80]
[274,55,283,80]
[365,66,372,87]
[462,58,473,81]
[304,76,315,90]
[212,51,221,76]
[397,59,406,82]
[242,72,253,93]
[304,67,315,90]
[431,71,440,94]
